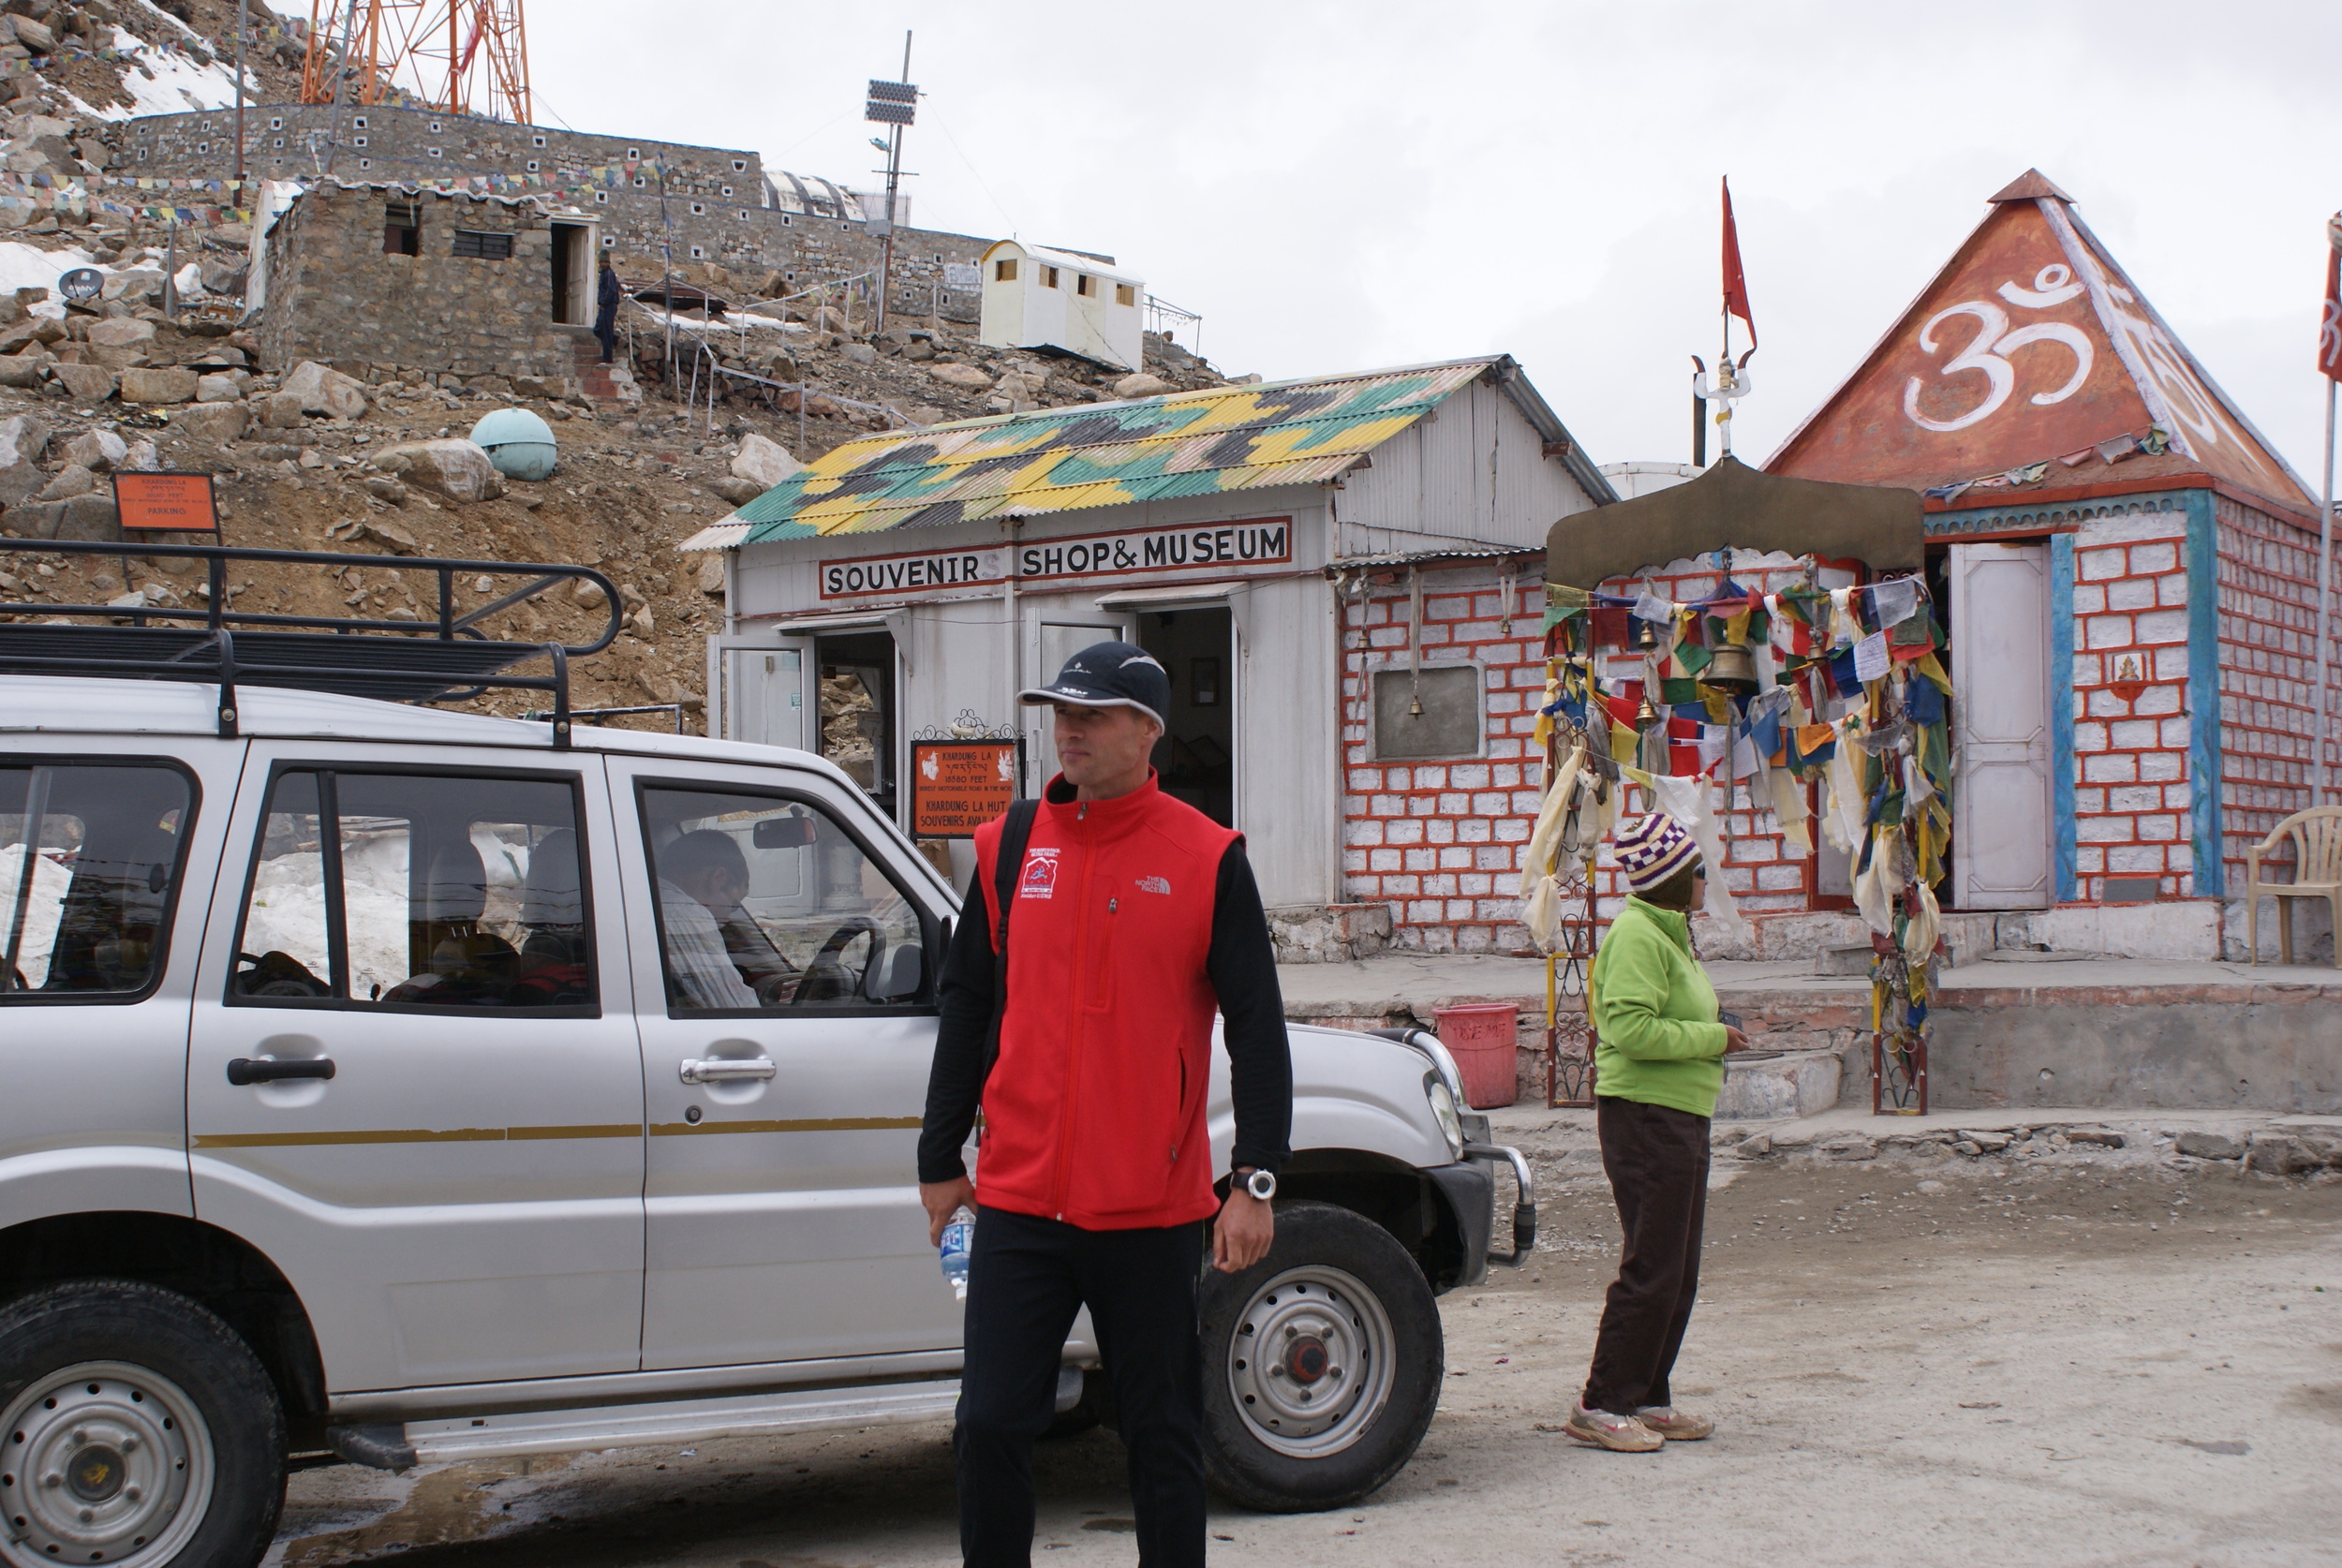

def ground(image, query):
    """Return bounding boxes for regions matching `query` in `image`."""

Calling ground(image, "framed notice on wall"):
[910,739,1018,838]
[112,471,218,533]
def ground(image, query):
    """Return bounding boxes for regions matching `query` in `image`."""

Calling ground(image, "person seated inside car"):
[380,838,519,1005]
[659,829,800,1008]
[508,827,591,1006]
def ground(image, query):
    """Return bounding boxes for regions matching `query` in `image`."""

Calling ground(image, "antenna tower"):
[302,1,532,126]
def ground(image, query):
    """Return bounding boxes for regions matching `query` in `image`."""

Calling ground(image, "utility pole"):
[231,0,247,188]
[865,34,916,339]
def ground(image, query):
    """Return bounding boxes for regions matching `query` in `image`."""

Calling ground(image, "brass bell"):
[1633,615,1660,652]
[1634,691,1660,729]
[1704,642,1758,695]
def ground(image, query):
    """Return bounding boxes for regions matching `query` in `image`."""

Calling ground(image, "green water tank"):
[468,407,558,481]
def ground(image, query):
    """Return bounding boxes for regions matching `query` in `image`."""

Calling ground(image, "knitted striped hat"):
[1614,813,1699,894]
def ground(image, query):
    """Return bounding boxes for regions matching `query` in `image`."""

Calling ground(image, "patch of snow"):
[0,242,98,316]
[67,25,249,121]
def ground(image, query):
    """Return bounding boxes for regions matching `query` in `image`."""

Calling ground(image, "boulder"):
[926,362,993,391]
[120,366,198,405]
[0,413,48,503]
[84,317,156,348]
[98,271,160,304]
[355,516,419,555]
[1113,372,1173,399]
[50,362,117,404]
[259,391,304,428]
[12,17,54,52]
[86,345,149,371]
[362,475,409,504]
[730,432,802,490]
[282,360,369,419]
[370,438,503,503]
[195,373,242,404]
[36,464,94,501]
[63,429,126,472]
[14,493,120,542]
[697,554,726,597]
[838,342,876,367]
[0,354,41,389]
[571,577,606,609]
[170,401,250,443]
[710,475,763,507]
[2173,1131,2243,1161]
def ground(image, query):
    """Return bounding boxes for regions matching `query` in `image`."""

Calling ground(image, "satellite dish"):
[58,267,102,303]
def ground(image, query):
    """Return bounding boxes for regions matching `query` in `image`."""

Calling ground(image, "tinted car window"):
[1,763,192,999]
[231,769,593,1011]
[640,787,928,1013]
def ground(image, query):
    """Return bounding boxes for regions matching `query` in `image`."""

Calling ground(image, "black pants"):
[1583,1094,1710,1415]
[956,1206,1207,1568]
[594,314,617,362]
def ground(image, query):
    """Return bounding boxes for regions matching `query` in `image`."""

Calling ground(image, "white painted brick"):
[2153,645,2190,680]
[1384,874,1419,896]
[2086,614,2135,649]
[1404,848,1437,872]
[2109,784,2161,812]
[1369,848,1401,872]
[2140,751,2183,782]
[2079,547,2127,582]
[1385,820,1423,846]
[2077,513,2186,546]
[2076,814,2135,841]
[1459,872,1492,897]
[2107,844,2165,872]
[2076,846,2105,873]
[2135,609,2188,644]
[1755,865,1806,891]
[2072,583,2108,614]
[1345,820,1385,847]
[1475,846,1514,871]
[2159,717,2191,748]
[2129,541,2179,574]
[1425,819,1455,845]
[1413,766,1447,791]
[1457,818,1493,843]
[2137,814,2180,841]
[2157,574,2188,607]
[1423,874,1457,896]
[2107,577,2157,612]
[2111,718,2159,749]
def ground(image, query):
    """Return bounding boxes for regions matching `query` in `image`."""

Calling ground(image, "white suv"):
[0,544,1531,1568]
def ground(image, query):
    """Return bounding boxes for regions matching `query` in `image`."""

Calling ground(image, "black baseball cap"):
[1019,641,1169,728]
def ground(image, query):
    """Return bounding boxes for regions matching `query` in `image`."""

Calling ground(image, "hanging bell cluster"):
[1703,639,1758,695]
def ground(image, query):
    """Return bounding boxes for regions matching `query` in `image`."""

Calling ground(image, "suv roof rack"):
[0,540,620,748]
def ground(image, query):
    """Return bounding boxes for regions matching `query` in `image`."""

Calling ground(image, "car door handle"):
[227,1057,337,1086]
[679,1058,776,1085]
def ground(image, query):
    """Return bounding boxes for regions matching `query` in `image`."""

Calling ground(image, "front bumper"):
[1424,1142,1537,1289]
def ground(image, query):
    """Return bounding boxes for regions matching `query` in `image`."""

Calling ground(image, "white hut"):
[978,240,1143,370]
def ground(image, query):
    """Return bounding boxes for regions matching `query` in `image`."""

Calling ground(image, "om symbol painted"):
[1902,265,2095,434]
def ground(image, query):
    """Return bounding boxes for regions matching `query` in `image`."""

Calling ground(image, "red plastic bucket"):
[1434,1001,1521,1109]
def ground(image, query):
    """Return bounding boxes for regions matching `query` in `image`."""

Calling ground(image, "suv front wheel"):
[1198,1201,1442,1512]
[0,1281,285,1568]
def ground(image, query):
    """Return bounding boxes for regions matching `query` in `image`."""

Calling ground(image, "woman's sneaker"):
[1563,1401,1665,1452]
[1635,1405,1715,1441]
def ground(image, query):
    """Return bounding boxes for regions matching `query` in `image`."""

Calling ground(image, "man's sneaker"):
[1562,1401,1664,1452]
[1636,1404,1715,1441]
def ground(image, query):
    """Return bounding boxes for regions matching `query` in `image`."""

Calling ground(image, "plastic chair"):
[2245,805,2342,968]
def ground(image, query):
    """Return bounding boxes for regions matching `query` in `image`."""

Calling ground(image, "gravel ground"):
[264,1150,2342,1568]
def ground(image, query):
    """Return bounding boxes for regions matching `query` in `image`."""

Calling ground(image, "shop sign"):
[820,516,1292,600]
[910,739,1018,837]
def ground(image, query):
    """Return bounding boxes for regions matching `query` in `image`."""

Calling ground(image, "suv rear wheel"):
[0,1282,284,1568]
[1198,1201,1442,1512]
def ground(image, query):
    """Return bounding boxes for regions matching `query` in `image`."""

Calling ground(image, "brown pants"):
[1582,1093,1710,1415]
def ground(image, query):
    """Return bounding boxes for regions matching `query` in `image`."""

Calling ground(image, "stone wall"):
[119,104,994,320]
[258,184,571,381]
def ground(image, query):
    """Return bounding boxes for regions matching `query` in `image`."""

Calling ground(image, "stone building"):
[120,104,995,320]
[256,182,586,384]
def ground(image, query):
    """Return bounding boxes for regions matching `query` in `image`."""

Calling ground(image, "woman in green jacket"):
[1564,812,1749,1453]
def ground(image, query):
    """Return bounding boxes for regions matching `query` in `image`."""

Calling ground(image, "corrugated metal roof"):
[730,359,1505,545]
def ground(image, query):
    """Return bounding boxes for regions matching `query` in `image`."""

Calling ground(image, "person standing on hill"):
[1565,811,1750,1453]
[919,641,1293,1567]
[594,258,622,363]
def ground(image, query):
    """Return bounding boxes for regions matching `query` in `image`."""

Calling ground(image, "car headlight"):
[1424,1071,1465,1160]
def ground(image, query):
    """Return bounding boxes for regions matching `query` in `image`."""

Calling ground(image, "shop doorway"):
[1137,608,1235,827]
[815,632,897,822]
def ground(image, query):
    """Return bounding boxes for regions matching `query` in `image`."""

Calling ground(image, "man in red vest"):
[920,641,1292,1567]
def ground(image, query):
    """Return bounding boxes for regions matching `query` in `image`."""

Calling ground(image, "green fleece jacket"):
[1589,896,1727,1117]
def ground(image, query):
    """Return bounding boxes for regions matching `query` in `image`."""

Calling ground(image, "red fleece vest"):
[971,774,1239,1231]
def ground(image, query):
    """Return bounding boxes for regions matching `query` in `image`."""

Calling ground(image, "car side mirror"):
[751,815,817,849]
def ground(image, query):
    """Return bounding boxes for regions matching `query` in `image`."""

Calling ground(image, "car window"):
[1,762,193,1000]
[639,786,928,1013]
[230,768,594,1012]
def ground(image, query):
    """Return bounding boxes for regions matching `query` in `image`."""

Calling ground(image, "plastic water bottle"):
[939,1207,974,1301]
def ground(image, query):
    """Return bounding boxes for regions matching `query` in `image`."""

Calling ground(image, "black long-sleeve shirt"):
[917,838,1292,1186]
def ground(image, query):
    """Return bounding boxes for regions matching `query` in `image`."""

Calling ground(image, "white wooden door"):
[1949,541,2053,909]
[711,635,813,752]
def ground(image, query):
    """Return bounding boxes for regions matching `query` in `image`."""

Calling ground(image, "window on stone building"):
[359,159,372,170]
[1075,274,1095,297]
[200,120,212,131]
[136,149,145,161]
[689,202,704,215]
[533,134,547,148]
[633,176,645,188]
[689,246,704,259]
[353,115,366,129]
[720,185,733,198]
[731,159,746,172]
[1117,284,1136,306]
[352,136,366,147]
[780,214,791,226]
[383,201,421,257]
[1041,266,1060,288]
[430,122,444,134]
[270,117,282,130]
[272,138,283,148]
[195,142,208,154]
[452,229,514,261]
[994,259,1016,283]
[737,212,749,221]
[525,159,538,171]
[1371,667,1482,761]
[627,147,640,159]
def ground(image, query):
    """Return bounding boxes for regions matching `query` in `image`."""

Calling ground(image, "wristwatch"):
[1238,1167,1277,1202]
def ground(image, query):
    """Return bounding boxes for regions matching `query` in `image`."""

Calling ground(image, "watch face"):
[1246,1170,1276,1200]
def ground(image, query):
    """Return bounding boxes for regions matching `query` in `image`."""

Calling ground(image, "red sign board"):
[910,740,1017,838]
[112,471,218,532]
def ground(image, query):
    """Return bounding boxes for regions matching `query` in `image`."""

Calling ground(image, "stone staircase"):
[562,326,634,407]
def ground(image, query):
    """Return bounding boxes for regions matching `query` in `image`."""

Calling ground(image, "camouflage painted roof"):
[717,359,1503,546]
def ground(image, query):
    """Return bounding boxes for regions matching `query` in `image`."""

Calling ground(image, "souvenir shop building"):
[681,356,1616,928]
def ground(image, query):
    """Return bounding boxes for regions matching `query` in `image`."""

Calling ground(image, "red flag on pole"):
[1722,176,1756,351]
[2320,212,2342,383]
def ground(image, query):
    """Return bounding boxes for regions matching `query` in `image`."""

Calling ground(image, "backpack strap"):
[981,797,1040,1089]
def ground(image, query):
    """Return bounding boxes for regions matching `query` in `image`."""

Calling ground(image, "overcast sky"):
[519,1,2341,495]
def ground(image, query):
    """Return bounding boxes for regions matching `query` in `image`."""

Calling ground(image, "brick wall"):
[2214,492,2335,886]
[1335,550,1838,954]
[2065,510,2197,900]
